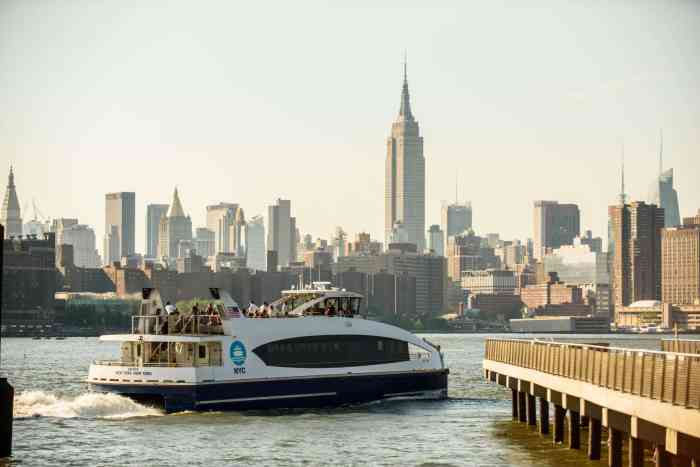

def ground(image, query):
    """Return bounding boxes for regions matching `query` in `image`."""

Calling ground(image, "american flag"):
[225,306,244,319]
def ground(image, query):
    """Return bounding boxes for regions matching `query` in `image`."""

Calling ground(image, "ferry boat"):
[88,283,449,413]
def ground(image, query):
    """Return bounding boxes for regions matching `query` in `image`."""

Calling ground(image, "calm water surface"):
[1,333,694,466]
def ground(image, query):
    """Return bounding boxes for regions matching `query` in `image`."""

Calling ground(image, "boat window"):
[198,344,207,359]
[253,335,410,368]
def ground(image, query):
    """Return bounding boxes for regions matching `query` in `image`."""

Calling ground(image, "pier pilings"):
[484,338,700,466]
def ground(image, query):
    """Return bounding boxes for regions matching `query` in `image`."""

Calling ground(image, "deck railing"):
[661,339,700,355]
[484,338,700,410]
[131,314,223,336]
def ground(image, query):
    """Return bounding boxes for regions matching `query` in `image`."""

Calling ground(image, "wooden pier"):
[484,338,700,466]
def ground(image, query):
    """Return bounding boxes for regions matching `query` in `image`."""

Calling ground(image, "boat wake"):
[13,391,163,419]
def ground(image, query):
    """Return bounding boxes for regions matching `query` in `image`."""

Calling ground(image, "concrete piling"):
[511,389,518,421]
[568,410,580,450]
[653,445,670,467]
[0,377,13,458]
[608,428,623,467]
[588,417,602,460]
[629,436,644,467]
[553,405,565,444]
[539,398,549,435]
[526,393,536,427]
[518,391,527,423]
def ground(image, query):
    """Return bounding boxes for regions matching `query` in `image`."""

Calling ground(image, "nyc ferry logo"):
[229,340,247,375]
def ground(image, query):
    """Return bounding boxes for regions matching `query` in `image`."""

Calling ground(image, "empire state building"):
[385,62,425,251]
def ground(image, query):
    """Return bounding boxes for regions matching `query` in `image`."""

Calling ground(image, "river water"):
[1,334,693,466]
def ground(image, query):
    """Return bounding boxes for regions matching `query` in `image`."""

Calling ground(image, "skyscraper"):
[1,166,22,238]
[146,204,168,258]
[609,201,664,311]
[427,224,444,256]
[649,132,681,227]
[104,192,135,263]
[385,60,425,252]
[246,215,266,271]
[62,224,102,268]
[158,188,192,262]
[661,221,700,306]
[206,202,239,255]
[533,201,580,259]
[441,201,472,249]
[267,199,294,268]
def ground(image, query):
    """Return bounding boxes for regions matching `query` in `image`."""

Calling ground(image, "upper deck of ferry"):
[129,282,365,339]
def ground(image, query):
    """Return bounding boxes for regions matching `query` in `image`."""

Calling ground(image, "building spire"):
[167,186,186,218]
[398,52,414,121]
[618,142,627,205]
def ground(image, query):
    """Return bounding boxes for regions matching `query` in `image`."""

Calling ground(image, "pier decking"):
[484,338,700,466]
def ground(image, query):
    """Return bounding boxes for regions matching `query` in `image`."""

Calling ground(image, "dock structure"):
[484,338,700,466]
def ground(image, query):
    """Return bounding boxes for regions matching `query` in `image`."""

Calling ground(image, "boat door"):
[196,342,214,380]
[135,341,144,367]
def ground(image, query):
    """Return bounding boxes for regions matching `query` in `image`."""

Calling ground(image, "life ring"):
[175,343,184,353]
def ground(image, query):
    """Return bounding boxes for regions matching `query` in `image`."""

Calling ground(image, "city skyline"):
[1,2,699,249]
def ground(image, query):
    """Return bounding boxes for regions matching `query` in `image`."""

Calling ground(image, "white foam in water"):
[14,391,163,419]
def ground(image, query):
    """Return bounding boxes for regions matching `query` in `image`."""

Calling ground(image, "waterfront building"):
[608,201,664,316]
[146,204,168,258]
[661,221,700,306]
[427,224,444,256]
[446,230,499,280]
[461,269,516,295]
[520,274,585,311]
[441,201,472,248]
[385,61,425,252]
[616,301,700,330]
[158,188,192,263]
[194,227,215,258]
[1,166,22,238]
[533,201,580,259]
[206,202,238,255]
[104,192,135,263]
[267,199,296,268]
[61,224,102,268]
[543,238,610,316]
[336,249,446,317]
[2,232,57,318]
[245,215,266,271]
[648,133,681,227]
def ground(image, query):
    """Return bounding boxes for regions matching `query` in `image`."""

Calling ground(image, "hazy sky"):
[1,1,699,252]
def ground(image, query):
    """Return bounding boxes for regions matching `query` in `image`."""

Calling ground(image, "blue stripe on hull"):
[91,370,448,413]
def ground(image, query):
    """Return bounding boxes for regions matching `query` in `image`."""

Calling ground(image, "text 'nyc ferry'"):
[88,282,449,413]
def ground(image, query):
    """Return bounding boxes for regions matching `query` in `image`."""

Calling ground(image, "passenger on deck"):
[261,302,270,318]
[155,308,168,334]
[165,301,176,314]
[281,302,288,317]
[207,303,221,325]
[247,302,258,318]
[325,304,336,317]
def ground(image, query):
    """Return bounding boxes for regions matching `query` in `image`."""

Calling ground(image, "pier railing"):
[485,338,700,410]
[661,338,700,355]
